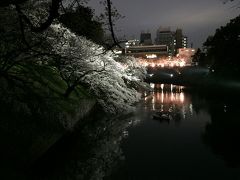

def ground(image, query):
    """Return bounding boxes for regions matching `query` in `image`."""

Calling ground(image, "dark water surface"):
[1,84,240,180]
[106,84,240,180]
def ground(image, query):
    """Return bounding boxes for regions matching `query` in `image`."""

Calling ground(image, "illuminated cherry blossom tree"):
[48,24,143,114]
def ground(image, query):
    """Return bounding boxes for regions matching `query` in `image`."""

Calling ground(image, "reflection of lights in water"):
[161,92,164,103]
[152,97,155,110]
[180,92,184,103]
[150,83,155,89]
[171,84,176,101]
[161,84,164,103]
[224,104,227,113]
[182,106,186,119]
[171,92,174,101]
[150,84,187,112]
[161,84,164,90]
[162,88,184,104]
[189,104,193,116]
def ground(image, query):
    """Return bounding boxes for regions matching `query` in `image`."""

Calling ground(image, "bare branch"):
[106,0,121,49]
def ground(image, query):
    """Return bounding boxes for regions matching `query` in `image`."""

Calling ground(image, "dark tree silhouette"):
[59,5,104,44]
[203,15,240,77]
[1,0,121,47]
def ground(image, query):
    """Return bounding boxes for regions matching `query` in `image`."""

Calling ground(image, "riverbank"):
[0,65,97,179]
[0,97,96,180]
[0,63,148,180]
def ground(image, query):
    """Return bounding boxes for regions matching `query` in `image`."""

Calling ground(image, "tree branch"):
[106,0,121,49]
[15,0,61,33]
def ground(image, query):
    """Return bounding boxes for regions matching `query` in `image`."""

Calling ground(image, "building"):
[182,36,188,48]
[125,45,168,59]
[155,27,188,56]
[155,27,173,45]
[140,32,152,45]
[155,27,175,56]
[175,28,188,49]
[175,29,183,49]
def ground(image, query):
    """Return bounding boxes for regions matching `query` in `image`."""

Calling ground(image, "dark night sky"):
[87,0,239,48]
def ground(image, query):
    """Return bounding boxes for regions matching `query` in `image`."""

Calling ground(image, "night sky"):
[88,0,239,48]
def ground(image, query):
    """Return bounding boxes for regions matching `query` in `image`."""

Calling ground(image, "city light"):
[136,47,195,68]
[179,61,185,67]
[151,63,156,67]
[146,54,157,59]
[138,57,188,68]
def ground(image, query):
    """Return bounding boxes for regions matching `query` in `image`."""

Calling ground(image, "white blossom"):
[48,24,144,114]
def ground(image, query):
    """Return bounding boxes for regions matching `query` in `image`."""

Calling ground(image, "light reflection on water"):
[19,84,240,180]
[107,84,240,179]
[146,84,192,122]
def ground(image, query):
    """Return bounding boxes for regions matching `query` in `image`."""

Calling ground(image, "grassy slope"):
[0,63,96,172]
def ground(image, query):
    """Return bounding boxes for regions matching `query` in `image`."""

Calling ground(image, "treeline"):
[192,15,240,78]
[0,0,147,125]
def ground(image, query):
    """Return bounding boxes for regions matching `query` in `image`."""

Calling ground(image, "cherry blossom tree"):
[0,0,146,114]
[48,24,143,114]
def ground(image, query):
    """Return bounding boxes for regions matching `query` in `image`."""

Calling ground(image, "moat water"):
[2,84,240,180]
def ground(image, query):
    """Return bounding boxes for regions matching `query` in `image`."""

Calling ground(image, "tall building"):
[182,36,188,48]
[175,29,183,49]
[155,27,175,56]
[175,28,188,49]
[140,32,152,45]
